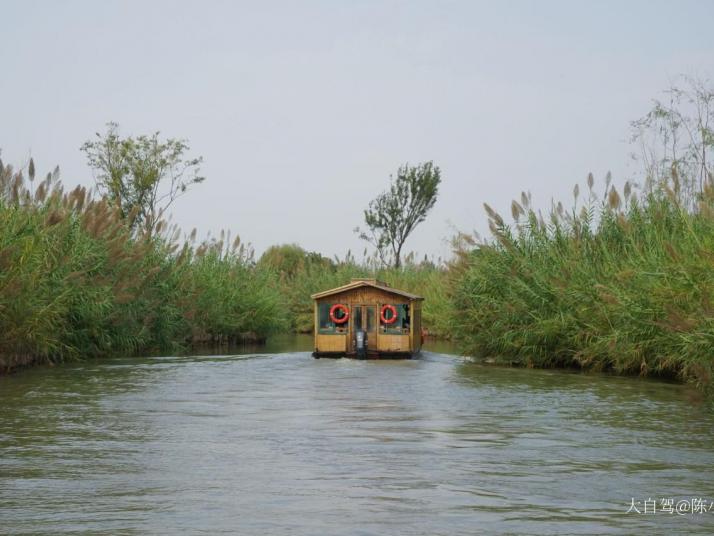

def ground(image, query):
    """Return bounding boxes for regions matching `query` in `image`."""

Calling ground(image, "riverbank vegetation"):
[0,155,446,373]
[1,79,712,398]
[451,173,714,392]
[451,77,714,393]
[0,162,285,373]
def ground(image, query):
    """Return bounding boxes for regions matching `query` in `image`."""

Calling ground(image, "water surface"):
[1,336,713,535]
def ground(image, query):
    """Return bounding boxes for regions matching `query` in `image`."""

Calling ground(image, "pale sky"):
[2,0,713,261]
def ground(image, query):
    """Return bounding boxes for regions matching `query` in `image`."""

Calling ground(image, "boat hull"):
[312,351,417,360]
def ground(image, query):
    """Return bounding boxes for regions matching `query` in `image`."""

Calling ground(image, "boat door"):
[350,305,377,353]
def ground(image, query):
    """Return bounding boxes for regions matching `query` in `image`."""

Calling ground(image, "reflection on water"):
[1,336,713,535]
[192,333,316,357]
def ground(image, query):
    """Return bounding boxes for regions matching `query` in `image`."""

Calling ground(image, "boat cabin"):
[311,278,423,358]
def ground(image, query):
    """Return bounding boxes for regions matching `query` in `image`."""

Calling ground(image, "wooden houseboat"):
[311,278,423,359]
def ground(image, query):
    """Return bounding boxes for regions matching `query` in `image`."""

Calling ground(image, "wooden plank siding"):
[316,287,408,307]
[315,333,347,352]
[412,301,422,353]
[377,334,410,352]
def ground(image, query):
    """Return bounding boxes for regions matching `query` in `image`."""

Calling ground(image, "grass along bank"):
[449,172,714,394]
[0,160,286,373]
[3,157,713,400]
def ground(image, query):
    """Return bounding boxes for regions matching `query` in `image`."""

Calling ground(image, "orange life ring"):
[329,304,349,324]
[380,304,398,324]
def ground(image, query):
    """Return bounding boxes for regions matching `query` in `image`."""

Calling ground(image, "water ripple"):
[1,337,713,535]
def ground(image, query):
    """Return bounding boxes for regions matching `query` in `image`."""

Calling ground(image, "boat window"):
[366,306,375,332]
[318,303,348,335]
[353,306,363,331]
[381,304,410,334]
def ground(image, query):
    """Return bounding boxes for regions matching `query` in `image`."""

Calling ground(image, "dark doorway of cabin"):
[350,305,376,353]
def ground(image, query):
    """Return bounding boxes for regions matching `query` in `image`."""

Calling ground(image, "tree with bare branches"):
[631,76,714,205]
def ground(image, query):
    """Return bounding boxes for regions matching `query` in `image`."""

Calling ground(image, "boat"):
[311,278,423,359]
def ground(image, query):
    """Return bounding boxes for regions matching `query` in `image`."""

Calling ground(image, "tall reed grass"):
[0,159,285,372]
[450,171,714,392]
[7,152,710,398]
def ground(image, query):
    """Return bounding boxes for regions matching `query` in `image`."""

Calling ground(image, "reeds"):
[7,151,710,397]
[450,171,714,393]
[0,159,285,372]
[0,156,447,374]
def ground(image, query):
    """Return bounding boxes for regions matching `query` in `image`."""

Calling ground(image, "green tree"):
[258,244,311,279]
[357,161,441,268]
[81,122,205,235]
[257,243,334,279]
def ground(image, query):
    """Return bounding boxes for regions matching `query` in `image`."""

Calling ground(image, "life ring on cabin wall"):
[380,304,398,324]
[329,304,349,324]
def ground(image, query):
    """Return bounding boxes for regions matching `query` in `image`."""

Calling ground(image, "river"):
[1,335,713,535]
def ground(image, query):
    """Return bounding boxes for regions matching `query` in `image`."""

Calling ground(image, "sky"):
[2,0,713,261]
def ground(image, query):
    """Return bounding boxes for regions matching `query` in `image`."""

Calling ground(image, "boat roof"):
[311,278,423,301]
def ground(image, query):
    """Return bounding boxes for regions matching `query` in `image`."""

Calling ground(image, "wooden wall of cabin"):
[315,333,347,353]
[412,301,422,352]
[317,287,407,306]
[313,301,347,353]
